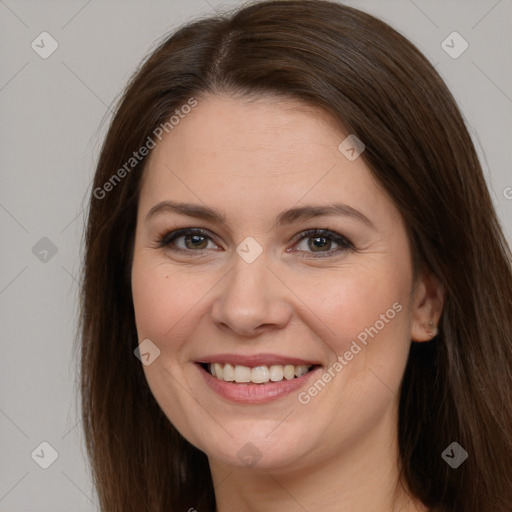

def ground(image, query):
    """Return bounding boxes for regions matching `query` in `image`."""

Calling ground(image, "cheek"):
[291,260,410,347]
[131,257,214,444]
[131,257,210,346]
[288,255,412,399]
[288,264,412,438]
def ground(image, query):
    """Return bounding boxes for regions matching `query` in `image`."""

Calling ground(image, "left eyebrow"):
[275,203,377,231]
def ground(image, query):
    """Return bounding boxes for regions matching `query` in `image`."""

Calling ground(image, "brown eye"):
[308,236,332,252]
[293,229,353,257]
[183,234,209,250]
[160,229,219,252]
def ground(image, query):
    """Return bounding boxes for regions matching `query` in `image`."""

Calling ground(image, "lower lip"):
[197,364,322,404]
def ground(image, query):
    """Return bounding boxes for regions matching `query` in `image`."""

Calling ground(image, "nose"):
[210,256,293,337]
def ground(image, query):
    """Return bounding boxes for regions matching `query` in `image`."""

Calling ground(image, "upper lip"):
[196,353,320,367]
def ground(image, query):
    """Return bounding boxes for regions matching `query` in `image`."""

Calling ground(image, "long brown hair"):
[80,1,512,510]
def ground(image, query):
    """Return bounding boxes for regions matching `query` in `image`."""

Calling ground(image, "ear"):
[410,271,445,342]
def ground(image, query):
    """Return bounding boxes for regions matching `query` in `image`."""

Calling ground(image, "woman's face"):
[131,94,427,473]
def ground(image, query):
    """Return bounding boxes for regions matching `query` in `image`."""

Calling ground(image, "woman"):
[80,1,512,510]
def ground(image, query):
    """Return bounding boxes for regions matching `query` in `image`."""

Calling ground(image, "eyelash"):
[157,228,354,258]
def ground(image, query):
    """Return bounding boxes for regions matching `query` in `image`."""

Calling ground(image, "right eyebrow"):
[145,200,226,224]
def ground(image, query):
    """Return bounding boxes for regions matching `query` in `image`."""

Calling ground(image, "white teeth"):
[251,366,270,383]
[269,365,284,381]
[283,365,295,380]
[223,363,235,382]
[234,365,251,383]
[213,363,223,380]
[206,363,312,383]
[294,365,309,377]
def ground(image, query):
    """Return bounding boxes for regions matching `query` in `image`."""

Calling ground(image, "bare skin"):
[131,94,443,512]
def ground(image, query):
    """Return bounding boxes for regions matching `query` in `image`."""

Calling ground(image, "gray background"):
[0,0,510,510]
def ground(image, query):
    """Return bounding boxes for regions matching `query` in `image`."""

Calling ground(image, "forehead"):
[139,94,396,228]
[147,94,343,170]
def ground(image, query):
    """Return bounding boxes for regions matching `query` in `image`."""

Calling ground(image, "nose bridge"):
[231,252,271,299]
[211,250,292,335]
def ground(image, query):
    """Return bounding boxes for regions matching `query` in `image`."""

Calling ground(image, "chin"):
[192,422,319,472]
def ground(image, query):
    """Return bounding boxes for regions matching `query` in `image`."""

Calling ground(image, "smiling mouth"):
[199,362,319,385]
